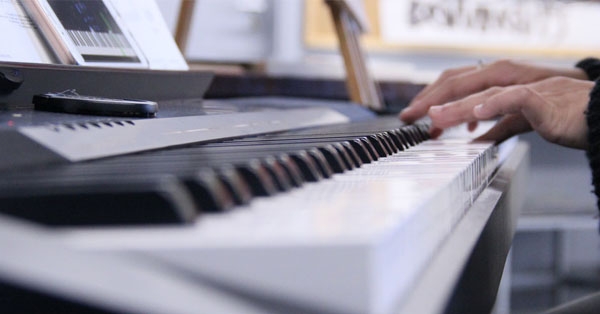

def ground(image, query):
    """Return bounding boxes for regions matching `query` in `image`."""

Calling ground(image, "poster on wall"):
[379,0,600,55]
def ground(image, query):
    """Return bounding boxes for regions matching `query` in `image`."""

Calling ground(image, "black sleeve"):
[586,80,600,212]
[576,58,600,81]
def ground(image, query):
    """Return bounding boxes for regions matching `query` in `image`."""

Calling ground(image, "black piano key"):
[306,148,333,179]
[417,124,431,140]
[0,176,197,226]
[358,137,379,160]
[331,142,356,170]
[387,130,405,151]
[290,151,323,182]
[210,121,409,150]
[189,123,422,164]
[398,129,417,146]
[347,139,372,164]
[398,128,415,148]
[82,158,246,208]
[340,141,363,167]
[53,152,286,200]
[196,142,343,178]
[235,160,278,197]
[2,152,276,211]
[367,135,389,157]
[216,166,253,205]
[405,127,420,143]
[409,126,427,143]
[276,154,304,188]
[394,129,413,149]
[381,132,399,153]
[149,145,324,188]
[317,145,347,174]
[185,169,235,212]
[377,133,396,154]
[262,157,293,192]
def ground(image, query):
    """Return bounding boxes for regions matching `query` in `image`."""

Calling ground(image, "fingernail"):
[429,106,442,114]
[474,104,484,115]
[400,107,412,115]
[408,99,420,106]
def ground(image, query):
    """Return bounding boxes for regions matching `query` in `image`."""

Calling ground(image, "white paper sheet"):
[108,0,188,70]
[0,0,51,63]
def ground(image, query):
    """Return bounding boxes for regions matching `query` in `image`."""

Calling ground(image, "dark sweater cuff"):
[586,80,600,211]
[576,58,600,81]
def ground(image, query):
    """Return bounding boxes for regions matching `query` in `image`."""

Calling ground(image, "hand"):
[427,77,593,149]
[399,59,588,124]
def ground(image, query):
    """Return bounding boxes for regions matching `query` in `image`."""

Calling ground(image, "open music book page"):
[18,0,187,70]
[0,0,53,63]
[107,0,188,70]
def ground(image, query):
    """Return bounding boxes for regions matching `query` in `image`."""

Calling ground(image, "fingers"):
[402,62,592,149]
[400,65,478,123]
[410,65,477,104]
[400,59,533,124]
[428,86,504,129]
[401,67,496,123]
[427,84,538,144]
[428,84,544,137]
[428,77,592,149]
[474,114,532,143]
[473,85,548,130]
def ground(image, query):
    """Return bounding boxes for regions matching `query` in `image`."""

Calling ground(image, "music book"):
[0,0,51,64]
[4,0,188,70]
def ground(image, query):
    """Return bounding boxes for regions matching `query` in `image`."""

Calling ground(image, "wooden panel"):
[304,0,382,49]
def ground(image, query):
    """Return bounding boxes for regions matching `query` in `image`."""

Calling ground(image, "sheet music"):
[108,0,188,70]
[0,0,52,63]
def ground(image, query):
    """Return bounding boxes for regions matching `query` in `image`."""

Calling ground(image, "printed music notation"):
[0,0,51,63]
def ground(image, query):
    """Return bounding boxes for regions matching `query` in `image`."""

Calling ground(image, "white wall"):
[154,0,274,62]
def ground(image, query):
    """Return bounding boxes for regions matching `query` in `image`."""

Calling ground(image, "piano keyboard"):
[0,116,426,225]
[4,116,497,314]
[0,105,503,314]
[68,30,133,50]
[0,61,524,314]
[67,30,138,59]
